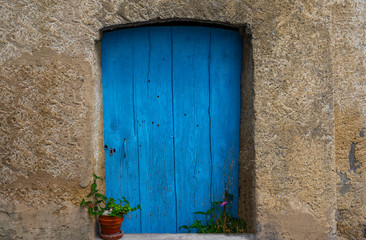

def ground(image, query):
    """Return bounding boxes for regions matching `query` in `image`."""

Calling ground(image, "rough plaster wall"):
[0,55,95,239]
[251,1,336,239]
[0,0,363,239]
[331,0,366,239]
[0,1,104,239]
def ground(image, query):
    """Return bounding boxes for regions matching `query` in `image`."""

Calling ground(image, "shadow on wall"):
[239,28,256,233]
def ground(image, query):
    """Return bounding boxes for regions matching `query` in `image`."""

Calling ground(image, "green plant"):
[180,147,247,233]
[80,174,141,217]
[179,188,247,233]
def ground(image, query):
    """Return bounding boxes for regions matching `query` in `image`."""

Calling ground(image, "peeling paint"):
[338,172,350,196]
[348,142,362,174]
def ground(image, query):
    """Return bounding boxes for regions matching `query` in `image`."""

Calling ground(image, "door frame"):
[98,20,256,233]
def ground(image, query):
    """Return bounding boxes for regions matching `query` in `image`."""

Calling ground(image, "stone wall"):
[331,1,366,239]
[0,0,364,239]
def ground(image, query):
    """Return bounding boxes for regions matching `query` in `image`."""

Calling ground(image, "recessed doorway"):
[101,25,242,233]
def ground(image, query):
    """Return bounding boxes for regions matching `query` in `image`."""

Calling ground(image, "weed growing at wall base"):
[179,190,247,233]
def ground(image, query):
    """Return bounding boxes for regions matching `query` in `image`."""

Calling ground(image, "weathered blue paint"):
[135,27,177,233]
[210,28,242,217]
[172,27,212,232]
[102,26,242,233]
[102,28,144,233]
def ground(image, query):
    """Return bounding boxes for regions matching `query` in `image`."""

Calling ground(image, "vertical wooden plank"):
[210,28,242,217]
[135,26,177,233]
[172,26,212,232]
[101,28,145,233]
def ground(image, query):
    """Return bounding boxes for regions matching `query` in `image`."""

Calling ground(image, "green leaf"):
[206,208,214,215]
[179,225,189,230]
[93,174,101,180]
[86,192,94,198]
[109,213,122,217]
[95,193,107,200]
[190,220,202,228]
[80,198,85,207]
[193,211,207,215]
[227,193,234,201]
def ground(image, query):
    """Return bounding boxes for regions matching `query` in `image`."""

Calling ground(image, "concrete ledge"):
[96,233,255,240]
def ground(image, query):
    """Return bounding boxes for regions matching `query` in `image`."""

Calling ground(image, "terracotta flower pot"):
[100,230,123,240]
[98,215,124,235]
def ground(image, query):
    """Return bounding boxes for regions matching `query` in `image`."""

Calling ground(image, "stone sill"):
[96,233,255,240]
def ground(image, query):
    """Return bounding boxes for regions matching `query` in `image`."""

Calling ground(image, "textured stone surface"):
[331,0,366,239]
[0,56,95,239]
[0,0,364,239]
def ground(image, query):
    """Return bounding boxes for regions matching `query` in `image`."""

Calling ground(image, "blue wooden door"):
[102,26,242,233]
